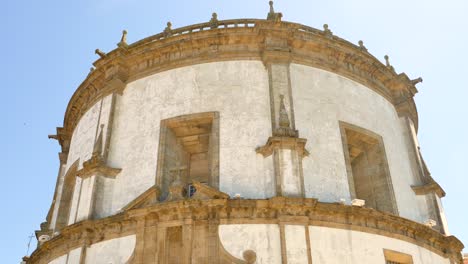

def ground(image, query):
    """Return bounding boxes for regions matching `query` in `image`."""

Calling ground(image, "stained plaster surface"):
[290,64,426,222]
[61,61,430,225]
[219,224,282,264]
[47,247,81,264]
[84,235,136,263]
[309,226,450,264]
[285,224,309,263]
[106,61,273,212]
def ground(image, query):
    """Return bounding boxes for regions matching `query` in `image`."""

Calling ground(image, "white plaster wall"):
[285,225,308,264]
[65,102,99,172]
[279,149,302,196]
[46,247,82,264]
[65,94,113,173]
[57,94,113,226]
[48,254,67,264]
[290,64,422,222]
[85,235,136,264]
[309,226,450,264]
[399,117,422,186]
[50,164,66,230]
[67,247,82,264]
[416,195,431,223]
[107,61,272,212]
[93,176,115,218]
[67,177,82,225]
[219,224,281,264]
[75,176,95,222]
[98,94,114,147]
[436,195,450,235]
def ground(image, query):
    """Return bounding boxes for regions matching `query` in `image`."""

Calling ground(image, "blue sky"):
[2,0,467,262]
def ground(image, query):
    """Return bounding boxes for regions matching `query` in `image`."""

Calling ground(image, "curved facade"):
[29,4,463,264]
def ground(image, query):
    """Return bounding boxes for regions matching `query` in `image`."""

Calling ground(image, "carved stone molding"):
[256,136,309,158]
[61,18,422,140]
[28,197,464,264]
[76,154,121,179]
[122,185,161,211]
[412,180,446,198]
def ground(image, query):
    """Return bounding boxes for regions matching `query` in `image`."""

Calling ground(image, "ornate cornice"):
[256,136,309,157]
[28,197,463,263]
[61,18,422,140]
[412,180,446,198]
[76,154,121,179]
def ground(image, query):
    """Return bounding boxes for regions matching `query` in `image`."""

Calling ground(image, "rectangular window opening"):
[340,122,398,215]
[156,112,219,199]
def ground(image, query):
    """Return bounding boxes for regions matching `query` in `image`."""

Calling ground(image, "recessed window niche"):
[340,122,398,214]
[156,112,219,199]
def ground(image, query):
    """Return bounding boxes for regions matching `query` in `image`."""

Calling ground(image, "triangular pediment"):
[122,185,161,211]
[191,181,229,200]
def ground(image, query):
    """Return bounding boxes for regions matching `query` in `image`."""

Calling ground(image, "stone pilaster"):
[74,126,121,222]
[258,31,309,197]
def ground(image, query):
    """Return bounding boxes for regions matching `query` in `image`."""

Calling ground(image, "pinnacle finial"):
[93,124,105,156]
[358,40,367,52]
[95,49,106,59]
[278,94,290,128]
[267,1,282,22]
[164,21,173,37]
[323,24,333,38]
[121,30,127,43]
[384,55,395,72]
[117,30,128,48]
[210,12,219,29]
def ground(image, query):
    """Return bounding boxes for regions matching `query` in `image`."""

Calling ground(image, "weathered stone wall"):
[45,224,454,264]
[47,247,81,264]
[107,60,273,212]
[219,224,282,264]
[290,64,424,222]
[65,93,113,172]
[218,224,452,264]
[55,61,432,229]
[85,235,136,263]
[309,226,451,264]
[56,94,114,226]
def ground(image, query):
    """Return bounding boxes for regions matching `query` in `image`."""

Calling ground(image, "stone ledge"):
[60,18,421,149]
[256,136,309,157]
[28,197,464,263]
[412,180,446,198]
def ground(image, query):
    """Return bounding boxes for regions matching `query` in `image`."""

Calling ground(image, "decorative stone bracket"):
[256,136,309,158]
[76,125,121,179]
[412,180,446,198]
[76,154,121,179]
[28,197,464,264]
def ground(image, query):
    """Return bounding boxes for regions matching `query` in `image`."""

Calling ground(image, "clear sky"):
[2,0,467,262]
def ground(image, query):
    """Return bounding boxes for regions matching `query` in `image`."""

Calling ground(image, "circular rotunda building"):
[29,2,464,264]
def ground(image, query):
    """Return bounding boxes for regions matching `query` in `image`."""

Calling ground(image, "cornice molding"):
[61,19,421,141]
[28,197,463,264]
[256,136,309,157]
[412,180,446,198]
[76,154,121,179]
